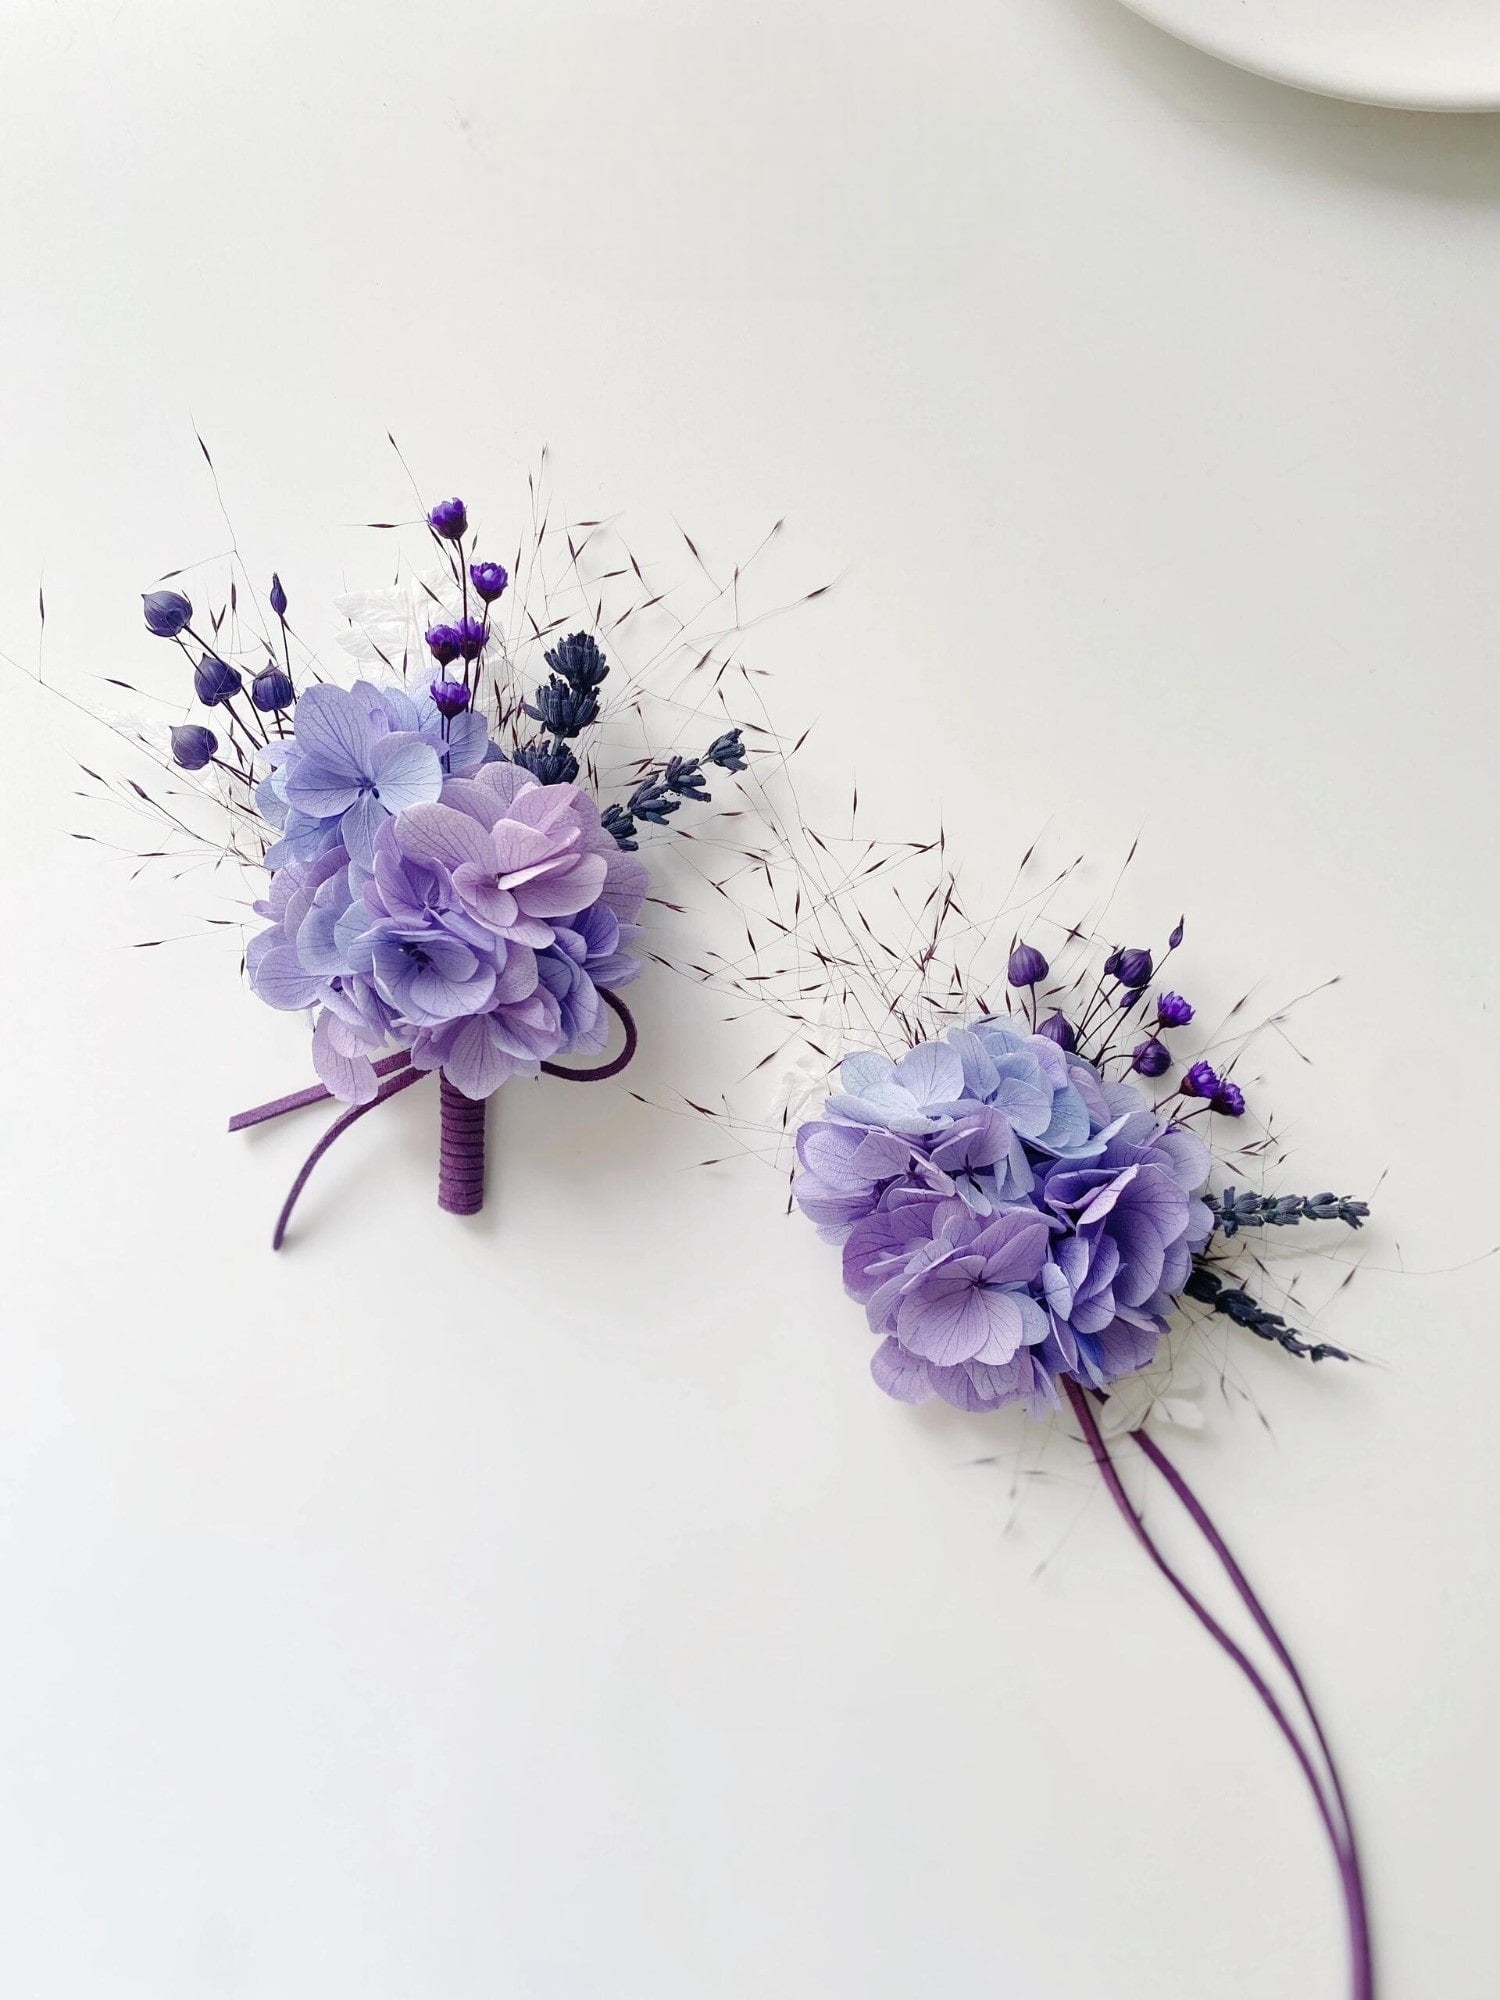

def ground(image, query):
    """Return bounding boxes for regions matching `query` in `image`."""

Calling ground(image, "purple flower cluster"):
[794,1017,1213,1414]
[248,756,647,1102]
[140,490,752,1113]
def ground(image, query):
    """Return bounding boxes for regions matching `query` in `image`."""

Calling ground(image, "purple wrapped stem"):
[231,993,641,1245]
[438,1076,487,1216]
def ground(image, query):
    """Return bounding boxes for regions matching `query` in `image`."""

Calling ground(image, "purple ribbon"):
[1064,1377,1374,2000]
[232,994,638,1248]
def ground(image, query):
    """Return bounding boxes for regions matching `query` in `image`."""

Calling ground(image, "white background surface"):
[1,3,1497,1996]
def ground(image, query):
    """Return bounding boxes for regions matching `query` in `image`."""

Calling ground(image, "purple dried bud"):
[1211,1080,1247,1118]
[143,589,193,638]
[269,573,288,618]
[430,678,471,718]
[1103,947,1124,979]
[193,652,242,706]
[1036,1011,1076,1051]
[428,497,468,541]
[1156,991,1194,1028]
[251,664,295,712]
[1131,1037,1172,1078]
[1169,917,1185,950]
[1114,947,1153,988]
[425,623,462,665]
[469,560,509,603]
[1119,987,1145,1011]
[453,615,488,662]
[1180,1060,1221,1100]
[1007,941,1049,989]
[169,723,218,770]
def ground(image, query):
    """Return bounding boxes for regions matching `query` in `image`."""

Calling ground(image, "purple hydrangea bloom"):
[256,680,491,870]
[264,681,444,869]
[247,741,647,1104]
[795,1020,1212,1414]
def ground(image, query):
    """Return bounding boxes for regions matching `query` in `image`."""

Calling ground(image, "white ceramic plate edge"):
[1115,0,1500,112]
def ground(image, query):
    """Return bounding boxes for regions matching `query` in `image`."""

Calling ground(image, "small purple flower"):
[470,560,509,603]
[425,623,462,665]
[1007,941,1048,989]
[251,664,295,712]
[453,615,488,662]
[1113,947,1153,988]
[269,573,288,618]
[1169,917,1185,949]
[1180,1060,1221,1100]
[1131,1037,1172,1078]
[1036,1012,1076,1051]
[194,653,243,706]
[1212,1079,1247,1118]
[143,589,193,638]
[428,497,468,541]
[170,724,217,770]
[430,679,471,718]
[1156,991,1194,1028]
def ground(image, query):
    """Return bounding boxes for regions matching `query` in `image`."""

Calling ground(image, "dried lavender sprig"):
[1184,1266,1353,1364]
[604,728,748,850]
[512,739,581,785]
[523,676,601,738]
[1208,1188,1370,1241]
[543,631,610,693]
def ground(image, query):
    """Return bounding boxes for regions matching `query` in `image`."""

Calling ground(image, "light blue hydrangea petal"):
[894,1038,965,1108]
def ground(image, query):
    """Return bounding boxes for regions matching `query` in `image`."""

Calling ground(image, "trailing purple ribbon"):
[231,993,639,1248]
[1063,1377,1374,2000]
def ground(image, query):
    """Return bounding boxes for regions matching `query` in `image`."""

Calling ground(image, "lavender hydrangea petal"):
[335,790,388,870]
[288,683,376,778]
[870,1338,934,1402]
[409,1014,528,1099]
[394,801,495,873]
[284,755,365,819]
[893,1040,965,1108]
[311,1008,378,1105]
[250,943,326,1012]
[367,733,443,813]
